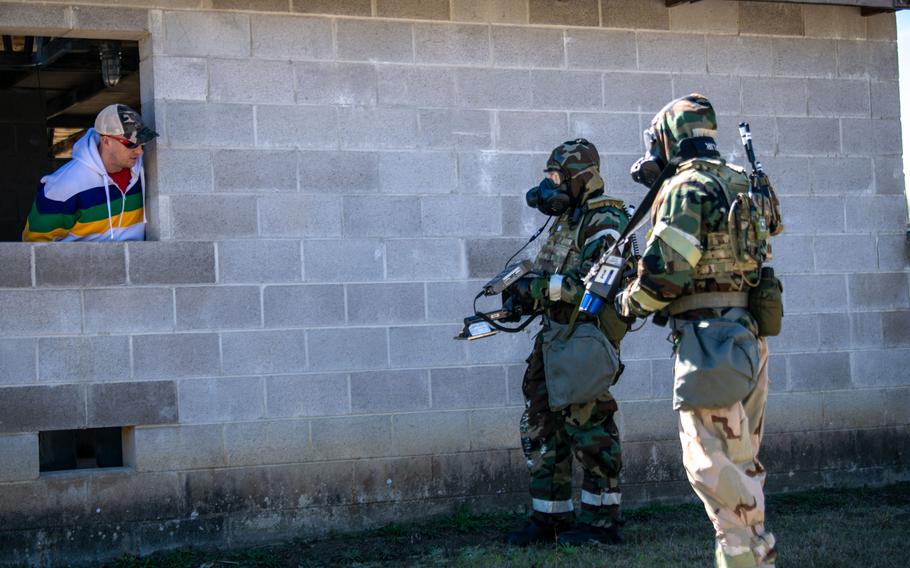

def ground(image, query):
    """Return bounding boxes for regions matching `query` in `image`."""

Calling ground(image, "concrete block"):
[773,38,836,78]
[620,321,671,360]
[414,23,490,66]
[127,242,215,284]
[259,195,342,237]
[740,2,803,36]
[35,244,125,287]
[0,433,38,482]
[292,0,371,16]
[164,11,250,57]
[807,78,870,117]
[882,310,910,347]
[153,148,212,194]
[0,3,68,35]
[0,245,31,287]
[351,369,430,413]
[847,311,883,348]
[847,195,908,232]
[673,74,743,116]
[568,113,640,154]
[425,279,495,323]
[68,5,147,36]
[602,0,669,30]
[822,389,887,429]
[506,364,525,405]
[393,411,471,454]
[251,14,332,60]
[0,338,35,386]
[497,111,568,152]
[776,195,844,234]
[455,68,531,109]
[610,359,651,402]
[386,238,465,280]
[83,288,174,334]
[781,274,848,314]
[337,20,413,63]
[311,415,394,460]
[841,118,902,157]
[803,5,866,39]
[263,284,344,327]
[418,109,492,150]
[669,0,738,33]
[866,12,897,41]
[464,327,534,365]
[619,400,677,442]
[871,82,901,120]
[166,102,254,148]
[295,61,376,106]
[218,239,301,284]
[307,327,388,372]
[222,330,307,375]
[354,455,434,503]
[210,59,295,105]
[651,358,674,400]
[303,239,384,282]
[176,286,261,330]
[707,36,773,76]
[134,424,225,471]
[465,237,528,278]
[765,314,819,354]
[0,290,82,336]
[430,366,506,409]
[452,0,527,23]
[133,333,220,379]
[768,354,788,390]
[150,57,207,101]
[741,77,806,117]
[169,195,259,239]
[564,29,636,71]
[213,0,288,10]
[492,26,563,69]
[877,234,910,272]
[882,388,910,426]
[389,325,467,368]
[852,349,910,388]
[421,196,501,236]
[346,283,425,325]
[343,196,421,238]
[178,376,264,424]
[813,234,876,273]
[376,0,449,19]
[809,157,873,194]
[470,408,521,450]
[339,107,418,150]
[256,105,338,149]
[0,384,84,433]
[224,419,310,467]
[752,157,807,197]
[764,392,824,433]
[530,71,602,110]
[777,118,840,156]
[300,151,380,193]
[88,380,178,427]
[837,40,898,80]
[377,65,455,107]
[788,352,851,392]
[213,150,297,193]
[38,336,130,383]
[603,72,674,113]
[715,115,776,161]
[848,272,909,311]
[770,234,814,275]
[621,439,684,483]
[266,373,349,418]
[456,152,538,195]
[527,0,596,25]
[638,33,706,73]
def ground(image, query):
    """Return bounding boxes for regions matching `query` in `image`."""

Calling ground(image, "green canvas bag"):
[672,317,760,411]
[540,321,620,411]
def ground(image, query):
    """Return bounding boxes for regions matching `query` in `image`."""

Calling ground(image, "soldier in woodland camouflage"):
[618,95,778,567]
[505,140,633,547]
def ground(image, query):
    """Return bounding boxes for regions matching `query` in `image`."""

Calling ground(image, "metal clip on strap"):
[666,292,749,317]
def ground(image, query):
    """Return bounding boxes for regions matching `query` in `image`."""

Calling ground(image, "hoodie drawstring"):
[139,166,147,224]
[103,173,115,240]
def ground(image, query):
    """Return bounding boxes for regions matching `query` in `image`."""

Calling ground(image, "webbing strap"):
[666,292,749,316]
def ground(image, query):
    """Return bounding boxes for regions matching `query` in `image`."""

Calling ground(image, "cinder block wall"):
[0,0,908,564]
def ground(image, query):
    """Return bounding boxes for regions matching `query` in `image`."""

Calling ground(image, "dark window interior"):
[0,36,140,241]
[39,427,124,472]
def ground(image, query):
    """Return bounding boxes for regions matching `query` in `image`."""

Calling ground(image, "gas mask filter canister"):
[525,177,571,217]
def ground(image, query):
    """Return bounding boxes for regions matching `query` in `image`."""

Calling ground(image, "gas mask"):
[629,126,665,188]
[525,176,572,217]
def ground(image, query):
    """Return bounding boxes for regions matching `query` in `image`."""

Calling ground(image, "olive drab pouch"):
[540,322,620,411]
[748,266,783,337]
[672,317,760,411]
[598,306,631,343]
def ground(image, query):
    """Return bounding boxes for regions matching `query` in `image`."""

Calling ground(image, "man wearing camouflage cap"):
[618,94,779,567]
[505,139,634,547]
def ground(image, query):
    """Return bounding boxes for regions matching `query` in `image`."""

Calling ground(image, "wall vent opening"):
[38,427,125,472]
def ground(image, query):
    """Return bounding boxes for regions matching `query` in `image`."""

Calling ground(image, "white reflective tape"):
[548,275,564,301]
[587,228,621,247]
[532,497,574,514]
[581,490,622,506]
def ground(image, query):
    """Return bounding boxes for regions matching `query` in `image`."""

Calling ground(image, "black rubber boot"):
[504,518,560,546]
[556,523,623,546]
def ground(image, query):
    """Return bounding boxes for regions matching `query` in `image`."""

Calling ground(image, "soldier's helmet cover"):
[545,138,603,203]
[649,93,717,163]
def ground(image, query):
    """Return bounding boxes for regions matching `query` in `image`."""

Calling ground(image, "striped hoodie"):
[22,128,146,242]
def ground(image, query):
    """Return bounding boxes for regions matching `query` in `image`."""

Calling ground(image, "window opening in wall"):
[39,427,125,472]
[0,36,141,241]
[898,11,910,231]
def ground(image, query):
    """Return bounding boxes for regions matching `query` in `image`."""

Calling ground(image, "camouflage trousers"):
[678,337,776,567]
[519,340,622,528]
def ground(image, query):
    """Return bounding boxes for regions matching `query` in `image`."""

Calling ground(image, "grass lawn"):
[109,482,910,568]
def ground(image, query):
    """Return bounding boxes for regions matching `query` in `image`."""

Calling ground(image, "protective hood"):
[649,93,717,163]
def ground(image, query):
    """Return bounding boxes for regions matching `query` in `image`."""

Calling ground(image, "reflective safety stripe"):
[532,498,574,514]
[580,490,622,506]
[653,220,703,267]
[548,275,564,301]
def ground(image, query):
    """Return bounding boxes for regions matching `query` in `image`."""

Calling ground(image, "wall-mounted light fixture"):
[99,41,121,87]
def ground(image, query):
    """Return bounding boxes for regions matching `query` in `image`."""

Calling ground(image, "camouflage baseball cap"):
[545,138,604,202]
[95,104,158,146]
[648,93,717,162]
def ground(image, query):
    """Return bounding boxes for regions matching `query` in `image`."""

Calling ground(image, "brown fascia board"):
[668,0,907,11]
